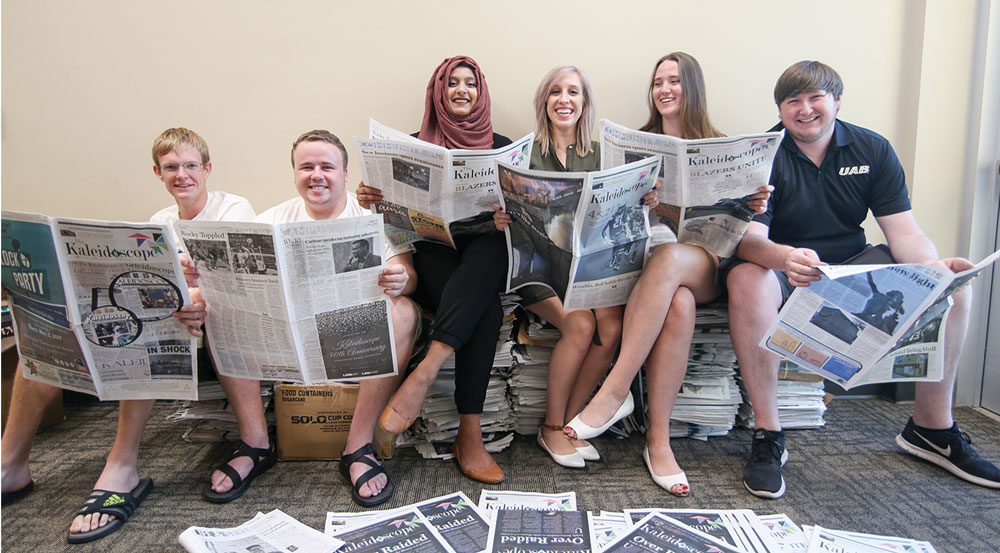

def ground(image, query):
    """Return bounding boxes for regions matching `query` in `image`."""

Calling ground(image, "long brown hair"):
[639,52,723,139]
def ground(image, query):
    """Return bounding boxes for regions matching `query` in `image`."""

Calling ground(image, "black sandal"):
[202,440,277,503]
[339,443,394,507]
[66,477,153,544]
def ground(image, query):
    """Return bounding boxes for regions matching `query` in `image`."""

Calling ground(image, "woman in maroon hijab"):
[360,56,511,484]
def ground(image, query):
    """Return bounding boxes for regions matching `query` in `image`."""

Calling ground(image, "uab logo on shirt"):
[839,165,870,176]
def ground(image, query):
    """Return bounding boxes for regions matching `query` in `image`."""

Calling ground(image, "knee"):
[646,244,684,278]
[668,287,696,324]
[390,296,419,339]
[596,315,622,350]
[726,263,773,311]
[563,310,597,349]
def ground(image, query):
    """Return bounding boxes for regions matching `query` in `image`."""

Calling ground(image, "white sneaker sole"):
[895,434,1000,489]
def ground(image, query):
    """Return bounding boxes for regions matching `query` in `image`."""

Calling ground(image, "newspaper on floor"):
[496,155,661,309]
[174,214,397,384]
[760,249,1000,388]
[1,211,197,400]
[801,525,937,553]
[624,509,781,553]
[603,512,742,553]
[485,510,593,553]
[757,514,808,552]
[600,119,782,258]
[329,507,457,553]
[590,512,630,553]
[477,491,577,522]
[326,492,491,553]
[179,509,343,553]
[357,118,533,249]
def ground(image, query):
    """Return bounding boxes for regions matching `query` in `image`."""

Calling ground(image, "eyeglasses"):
[160,162,204,174]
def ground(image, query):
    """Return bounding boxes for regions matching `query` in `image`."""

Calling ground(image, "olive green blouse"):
[529,140,601,172]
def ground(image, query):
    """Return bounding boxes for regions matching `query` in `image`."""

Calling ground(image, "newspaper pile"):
[508,343,554,434]
[738,361,828,430]
[668,328,744,439]
[167,381,276,443]
[314,489,939,553]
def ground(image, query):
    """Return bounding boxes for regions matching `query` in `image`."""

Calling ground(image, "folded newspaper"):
[356,118,533,248]
[1,211,196,400]
[600,119,781,258]
[761,250,1000,388]
[179,509,344,553]
[496,156,661,310]
[174,215,397,384]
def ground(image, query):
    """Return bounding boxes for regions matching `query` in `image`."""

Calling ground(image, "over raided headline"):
[761,249,1000,389]
[496,156,660,310]
[600,120,781,258]
[357,118,533,248]
[1,211,196,400]
[175,215,397,384]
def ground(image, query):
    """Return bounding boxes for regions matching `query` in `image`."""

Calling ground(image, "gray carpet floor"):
[2,398,999,552]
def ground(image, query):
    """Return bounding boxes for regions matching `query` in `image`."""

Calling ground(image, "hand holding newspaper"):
[496,155,661,310]
[600,119,781,258]
[174,215,397,384]
[356,118,533,248]
[1,211,197,400]
[179,509,344,553]
[760,249,1000,388]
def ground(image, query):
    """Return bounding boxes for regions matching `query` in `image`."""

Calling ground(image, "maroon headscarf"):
[417,56,494,150]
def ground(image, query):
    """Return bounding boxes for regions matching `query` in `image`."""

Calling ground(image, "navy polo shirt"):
[756,120,911,263]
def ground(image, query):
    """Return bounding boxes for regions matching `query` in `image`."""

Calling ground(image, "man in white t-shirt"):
[257,130,419,507]
[0,128,255,543]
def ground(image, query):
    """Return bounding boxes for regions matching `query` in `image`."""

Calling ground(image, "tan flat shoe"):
[378,403,417,435]
[453,441,504,484]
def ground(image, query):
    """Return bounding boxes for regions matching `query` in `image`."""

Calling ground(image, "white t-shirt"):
[256,193,412,260]
[149,191,256,224]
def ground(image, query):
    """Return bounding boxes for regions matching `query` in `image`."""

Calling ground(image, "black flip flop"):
[202,440,277,503]
[339,443,394,507]
[1,479,35,506]
[66,477,153,544]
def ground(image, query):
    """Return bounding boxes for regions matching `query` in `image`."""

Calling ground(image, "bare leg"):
[1,367,60,493]
[569,244,719,433]
[454,413,496,473]
[69,399,153,534]
[913,284,971,428]
[565,306,622,421]
[645,288,696,491]
[345,296,418,498]
[383,340,454,423]
[207,375,270,494]
[527,298,594,455]
[726,262,784,431]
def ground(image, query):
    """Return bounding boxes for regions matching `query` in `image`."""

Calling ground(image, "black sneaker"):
[896,417,1000,488]
[743,429,788,499]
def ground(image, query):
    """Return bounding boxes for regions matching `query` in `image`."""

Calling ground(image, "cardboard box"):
[274,382,393,461]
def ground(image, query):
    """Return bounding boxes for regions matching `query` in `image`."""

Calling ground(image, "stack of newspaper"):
[508,344,554,434]
[668,328,744,439]
[167,382,275,443]
[738,361,828,429]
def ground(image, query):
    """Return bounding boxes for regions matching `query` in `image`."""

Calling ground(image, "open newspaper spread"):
[330,507,457,553]
[600,119,781,258]
[760,249,1000,389]
[496,156,660,310]
[356,118,533,248]
[1,211,196,400]
[179,509,344,553]
[174,215,397,384]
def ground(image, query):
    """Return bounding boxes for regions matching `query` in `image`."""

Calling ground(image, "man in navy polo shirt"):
[726,60,1000,498]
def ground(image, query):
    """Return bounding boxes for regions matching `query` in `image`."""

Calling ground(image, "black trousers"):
[412,231,507,414]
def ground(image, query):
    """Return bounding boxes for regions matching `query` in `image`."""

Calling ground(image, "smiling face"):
[546,71,585,135]
[779,89,840,146]
[446,65,479,117]
[651,60,683,122]
[292,140,348,219]
[153,144,211,206]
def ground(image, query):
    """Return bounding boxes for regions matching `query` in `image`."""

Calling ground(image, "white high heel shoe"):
[537,426,585,468]
[643,446,689,497]
[563,392,634,441]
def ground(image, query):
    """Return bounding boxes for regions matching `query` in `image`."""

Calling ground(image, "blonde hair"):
[151,127,210,166]
[533,65,595,157]
[639,52,723,139]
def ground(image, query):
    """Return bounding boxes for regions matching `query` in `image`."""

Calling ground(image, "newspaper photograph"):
[760,249,1000,388]
[590,512,629,553]
[600,119,781,258]
[1,211,196,401]
[485,510,593,553]
[602,512,742,553]
[179,509,344,553]
[330,508,457,553]
[496,155,660,310]
[175,214,397,385]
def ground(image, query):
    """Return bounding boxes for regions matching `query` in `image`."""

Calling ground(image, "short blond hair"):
[151,127,210,166]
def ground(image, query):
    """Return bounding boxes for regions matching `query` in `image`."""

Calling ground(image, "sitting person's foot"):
[538,424,584,468]
[743,429,787,499]
[348,447,387,499]
[570,437,600,461]
[563,390,633,440]
[380,371,436,434]
[209,438,270,494]
[1,462,34,500]
[896,417,1000,488]
[69,464,139,536]
[339,442,393,506]
[645,440,688,496]
[453,436,503,484]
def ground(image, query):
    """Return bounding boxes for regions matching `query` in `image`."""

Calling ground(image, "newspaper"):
[760,250,1000,389]
[485,510,593,553]
[801,526,937,553]
[1,211,196,400]
[179,509,344,553]
[496,155,661,309]
[602,512,742,553]
[600,119,782,258]
[624,509,781,553]
[174,215,397,384]
[357,119,533,248]
[330,507,457,553]
[757,514,808,552]
[477,490,577,518]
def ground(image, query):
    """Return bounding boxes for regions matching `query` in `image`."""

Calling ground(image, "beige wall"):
[0,0,980,257]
